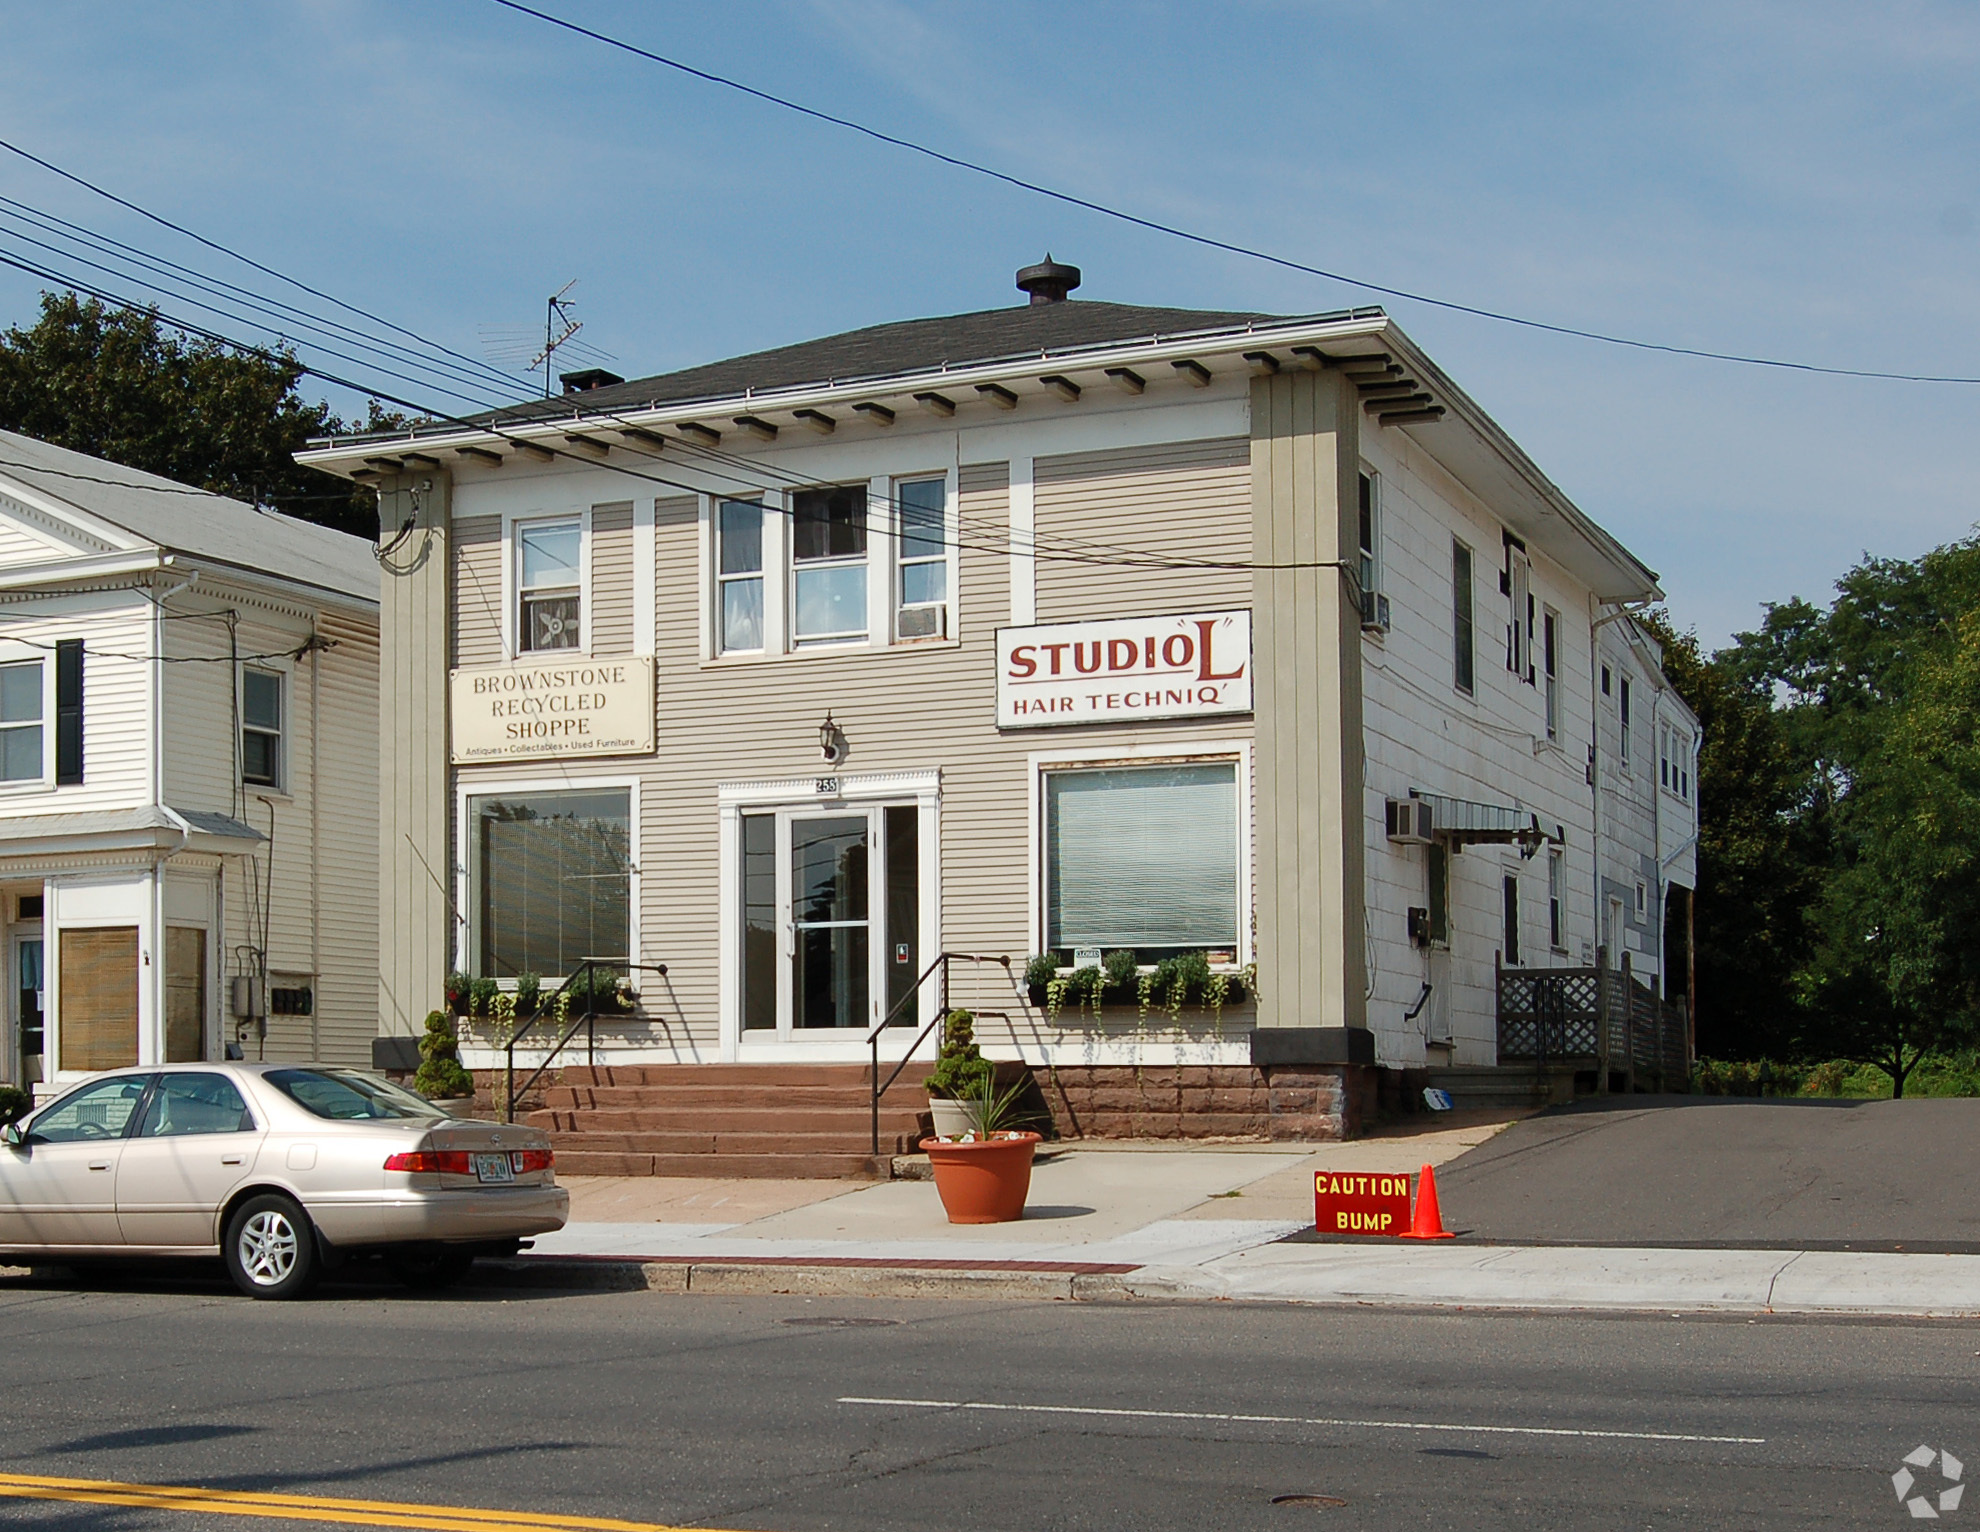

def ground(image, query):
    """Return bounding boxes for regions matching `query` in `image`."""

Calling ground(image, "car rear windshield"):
[264,1069,448,1121]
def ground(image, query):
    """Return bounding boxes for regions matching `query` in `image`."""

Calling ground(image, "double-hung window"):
[1452,540,1475,695]
[241,668,282,788]
[1619,676,1633,767]
[718,499,766,654]
[519,519,582,652]
[0,661,42,783]
[1044,760,1240,963]
[791,484,868,645]
[1547,849,1565,952]
[896,477,948,639]
[1542,607,1560,741]
[1357,471,1380,597]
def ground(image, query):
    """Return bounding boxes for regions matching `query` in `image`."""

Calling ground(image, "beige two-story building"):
[303,260,1684,1148]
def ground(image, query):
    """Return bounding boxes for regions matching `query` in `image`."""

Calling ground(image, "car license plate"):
[472,1152,515,1184]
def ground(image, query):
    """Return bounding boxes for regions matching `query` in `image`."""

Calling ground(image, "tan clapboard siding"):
[453,459,1258,1056]
[589,503,634,656]
[311,611,381,1064]
[1034,437,1251,623]
[0,601,152,815]
[453,514,503,667]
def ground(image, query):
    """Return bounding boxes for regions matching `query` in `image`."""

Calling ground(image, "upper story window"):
[1542,607,1560,741]
[1506,544,1533,682]
[242,668,282,788]
[1452,539,1475,695]
[519,518,582,652]
[791,484,868,645]
[0,660,42,783]
[718,499,765,654]
[1661,725,1693,803]
[896,477,949,640]
[1619,675,1633,767]
[1357,471,1381,595]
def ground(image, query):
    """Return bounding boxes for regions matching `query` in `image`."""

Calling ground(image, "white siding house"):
[0,431,379,1086]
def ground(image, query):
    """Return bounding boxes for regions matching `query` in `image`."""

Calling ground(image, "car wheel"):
[224,1194,321,1300]
[387,1247,475,1291]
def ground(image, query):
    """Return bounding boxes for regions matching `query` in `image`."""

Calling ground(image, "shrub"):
[413,1009,474,1100]
[1024,953,1060,990]
[466,976,500,1017]
[1102,949,1140,995]
[926,1009,995,1100]
[0,1084,30,1126]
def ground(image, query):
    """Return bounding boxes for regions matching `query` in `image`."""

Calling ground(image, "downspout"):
[310,633,321,1063]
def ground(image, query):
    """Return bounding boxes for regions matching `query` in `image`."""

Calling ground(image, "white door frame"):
[717,770,940,1062]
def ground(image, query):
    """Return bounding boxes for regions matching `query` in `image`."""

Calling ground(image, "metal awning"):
[1410,791,1563,856]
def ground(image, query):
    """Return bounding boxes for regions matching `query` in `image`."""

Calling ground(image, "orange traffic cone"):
[1401,1162,1455,1240]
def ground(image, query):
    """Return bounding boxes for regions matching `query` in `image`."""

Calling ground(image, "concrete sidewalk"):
[506,1112,1980,1316]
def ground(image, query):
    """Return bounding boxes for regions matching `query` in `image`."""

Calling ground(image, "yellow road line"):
[0,1471,753,1532]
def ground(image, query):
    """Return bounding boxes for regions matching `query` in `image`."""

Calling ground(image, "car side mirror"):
[1,1123,24,1148]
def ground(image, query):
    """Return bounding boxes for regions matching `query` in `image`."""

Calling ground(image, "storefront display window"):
[472,788,631,978]
[1045,761,1239,962]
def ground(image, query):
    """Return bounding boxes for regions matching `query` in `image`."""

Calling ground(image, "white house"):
[0,430,379,1086]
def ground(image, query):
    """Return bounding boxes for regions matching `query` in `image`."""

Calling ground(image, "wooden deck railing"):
[1496,950,1690,1090]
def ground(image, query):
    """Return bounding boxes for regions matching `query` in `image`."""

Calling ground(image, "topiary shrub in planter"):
[413,1010,475,1103]
[925,1010,995,1139]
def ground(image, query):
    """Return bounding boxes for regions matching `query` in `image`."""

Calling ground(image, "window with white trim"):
[1044,760,1240,963]
[469,787,631,979]
[0,660,42,783]
[1548,848,1565,952]
[1660,725,1693,803]
[1357,471,1380,596]
[1542,606,1560,741]
[241,668,282,789]
[717,498,765,654]
[791,484,868,645]
[518,518,582,652]
[1619,675,1632,767]
[895,476,949,640]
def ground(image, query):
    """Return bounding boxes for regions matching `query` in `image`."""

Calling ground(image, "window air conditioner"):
[1360,590,1391,633]
[898,605,947,640]
[1386,798,1434,845]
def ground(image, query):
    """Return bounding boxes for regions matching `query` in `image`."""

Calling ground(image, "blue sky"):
[2,0,1976,646]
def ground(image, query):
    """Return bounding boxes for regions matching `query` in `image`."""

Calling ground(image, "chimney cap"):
[1016,254,1081,305]
[560,367,625,393]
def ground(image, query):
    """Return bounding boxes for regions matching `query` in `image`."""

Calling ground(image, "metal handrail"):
[503,957,669,1122]
[867,952,1011,1154]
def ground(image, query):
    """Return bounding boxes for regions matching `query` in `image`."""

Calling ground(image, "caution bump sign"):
[1313,1171,1411,1236]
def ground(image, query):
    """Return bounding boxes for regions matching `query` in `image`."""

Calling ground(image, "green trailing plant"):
[413,1009,475,1100]
[467,976,499,1019]
[1102,949,1139,996]
[514,972,542,1018]
[0,1084,30,1126]
[926,1009,995,1100]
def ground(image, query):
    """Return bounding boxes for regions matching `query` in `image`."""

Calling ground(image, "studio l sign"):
[996,610,1252,728]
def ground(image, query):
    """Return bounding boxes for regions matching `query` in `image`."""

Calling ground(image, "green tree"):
[1644,613,1823,1059]
[0,291,402,539]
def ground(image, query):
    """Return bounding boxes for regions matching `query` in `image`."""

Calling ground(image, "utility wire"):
[0,245,1351,573]
[491,0,1980,390]
[0,135,533,399]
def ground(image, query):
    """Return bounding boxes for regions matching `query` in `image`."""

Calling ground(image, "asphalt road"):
[1427,1096,1980,1250]
[0,1266,1970,1531]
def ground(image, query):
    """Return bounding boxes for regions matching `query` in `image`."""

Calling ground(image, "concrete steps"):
[539,1062,935,1179]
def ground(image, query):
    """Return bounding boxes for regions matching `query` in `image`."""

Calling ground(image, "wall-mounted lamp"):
[818,712,848,767]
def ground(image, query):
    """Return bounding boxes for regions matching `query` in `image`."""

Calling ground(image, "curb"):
[487,1256,1136,1302]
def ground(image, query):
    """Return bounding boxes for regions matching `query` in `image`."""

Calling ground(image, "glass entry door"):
[741,803,921,1039]
[14,934,41,1085]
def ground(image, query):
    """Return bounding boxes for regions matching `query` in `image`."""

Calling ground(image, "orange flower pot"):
[920,1132,1041,1224]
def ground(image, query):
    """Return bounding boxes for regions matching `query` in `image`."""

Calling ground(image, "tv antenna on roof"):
[529,280,583,398]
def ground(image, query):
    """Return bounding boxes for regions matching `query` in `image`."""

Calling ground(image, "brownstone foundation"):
[1034,1063,1378,1142]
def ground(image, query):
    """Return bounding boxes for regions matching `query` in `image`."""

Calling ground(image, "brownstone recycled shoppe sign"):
[449,657,656,762]
[996,609,1251,728]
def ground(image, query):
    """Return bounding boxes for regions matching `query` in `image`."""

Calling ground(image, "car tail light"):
[383,1150,475,1174]
[511,1149,552,1174]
